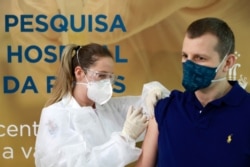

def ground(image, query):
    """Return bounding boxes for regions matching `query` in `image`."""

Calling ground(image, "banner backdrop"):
[1,0,249,166]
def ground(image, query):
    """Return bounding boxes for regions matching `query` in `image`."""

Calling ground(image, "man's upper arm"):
[136,118,158,167]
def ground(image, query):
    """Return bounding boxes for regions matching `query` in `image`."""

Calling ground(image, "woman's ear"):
[224,54,236,72]
[74,66,85,80]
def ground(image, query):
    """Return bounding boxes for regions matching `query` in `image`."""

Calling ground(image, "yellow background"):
[0,0,249,166]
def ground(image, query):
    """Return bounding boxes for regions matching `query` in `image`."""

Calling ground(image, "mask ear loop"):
[213,43,233,82]
[212,55,228,83]
[215,54,228,72]
[215,42,233,73]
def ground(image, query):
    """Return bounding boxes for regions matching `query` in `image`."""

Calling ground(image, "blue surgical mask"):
[182,56,227,92]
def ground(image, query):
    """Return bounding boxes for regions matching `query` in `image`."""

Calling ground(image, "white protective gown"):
[34,81,170,167]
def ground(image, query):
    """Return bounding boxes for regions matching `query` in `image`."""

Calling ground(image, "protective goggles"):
[85,68,116,83]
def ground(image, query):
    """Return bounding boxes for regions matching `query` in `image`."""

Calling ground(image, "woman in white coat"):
[34,43,168,167]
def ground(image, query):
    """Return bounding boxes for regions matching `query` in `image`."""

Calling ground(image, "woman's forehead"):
[91,57,114,72]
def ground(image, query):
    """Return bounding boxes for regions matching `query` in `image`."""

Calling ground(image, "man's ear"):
[224,54,236,72]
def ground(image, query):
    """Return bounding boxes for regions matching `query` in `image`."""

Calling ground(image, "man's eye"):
[182,54,188,59]
[195,56,206,61]
[199,57,205,61]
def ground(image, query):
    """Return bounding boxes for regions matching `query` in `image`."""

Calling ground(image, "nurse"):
[34,43,169,167]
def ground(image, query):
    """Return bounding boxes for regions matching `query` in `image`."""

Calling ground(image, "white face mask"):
[76,79,113,105]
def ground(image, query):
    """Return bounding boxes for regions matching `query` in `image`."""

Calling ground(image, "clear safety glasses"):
[85,68,116,84]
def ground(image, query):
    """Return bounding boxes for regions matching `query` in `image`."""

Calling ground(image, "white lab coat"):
[34,82,170,167]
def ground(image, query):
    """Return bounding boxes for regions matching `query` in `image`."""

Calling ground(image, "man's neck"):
[195,80,232,107]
